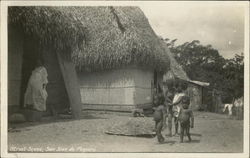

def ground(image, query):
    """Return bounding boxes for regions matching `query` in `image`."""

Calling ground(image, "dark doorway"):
[19,34,70,116]
[19,35,41,108]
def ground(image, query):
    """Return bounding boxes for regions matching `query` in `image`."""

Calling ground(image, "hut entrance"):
[19,34,70,116]
[153,70,162,93]
[19,35,41,108]
[154,70,157,90]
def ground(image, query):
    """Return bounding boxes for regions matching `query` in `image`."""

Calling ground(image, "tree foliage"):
[163,38,244,101]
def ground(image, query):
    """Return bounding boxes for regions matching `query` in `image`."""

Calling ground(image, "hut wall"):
[134,69,153,105]
[188,84,202,110]
[8,26,24,109]
[78,68,153,111]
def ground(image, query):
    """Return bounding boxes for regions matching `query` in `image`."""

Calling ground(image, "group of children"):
[153,83,194,143]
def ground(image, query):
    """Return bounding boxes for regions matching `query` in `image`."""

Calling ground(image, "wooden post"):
[201,87,203,105]
[56,52,82,119]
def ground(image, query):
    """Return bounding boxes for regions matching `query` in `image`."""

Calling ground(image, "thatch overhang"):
[8,6,170,72]
[189,80,209,87]
[8,7,87,54]
[161,41,210,88]
[161,40,190,82]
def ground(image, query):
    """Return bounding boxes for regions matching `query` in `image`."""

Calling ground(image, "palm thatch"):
[189,80,209,87]
[8,6,170,72]
[8,7,87,53]
[161,40,190,81]
[161,41,211,87]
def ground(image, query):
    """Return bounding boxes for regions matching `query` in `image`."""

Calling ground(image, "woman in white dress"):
[24,60,48,113]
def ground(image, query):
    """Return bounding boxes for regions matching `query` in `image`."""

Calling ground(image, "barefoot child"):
[153,95,167,143]
[178,96,194,143]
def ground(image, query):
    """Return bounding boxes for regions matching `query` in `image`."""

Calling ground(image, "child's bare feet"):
[165,134,172,137]
[158,137,165,144]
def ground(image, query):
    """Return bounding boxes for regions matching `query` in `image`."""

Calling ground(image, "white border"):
[243,3,249,157]
[1,1,249,158]
[1,2,8,158]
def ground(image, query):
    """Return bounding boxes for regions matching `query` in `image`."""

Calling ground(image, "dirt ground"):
[8,111,243,153]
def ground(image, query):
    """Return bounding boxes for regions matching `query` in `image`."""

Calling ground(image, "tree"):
[222,54,244,98]
[162,38,244,100]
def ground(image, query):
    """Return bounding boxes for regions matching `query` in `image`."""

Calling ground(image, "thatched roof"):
[8,7,87,53]
[161,41,210,87]
[161,40,190,81]
[8,6,170,72]
[189,80,209,87]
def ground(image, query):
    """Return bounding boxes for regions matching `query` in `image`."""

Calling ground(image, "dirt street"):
[8,111,243,153]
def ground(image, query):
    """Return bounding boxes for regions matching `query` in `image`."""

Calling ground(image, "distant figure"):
[234,97,244,120]
[223,103,234,118]
[178,96,194,143]
[24,60,48,113]
[153,95,167,143]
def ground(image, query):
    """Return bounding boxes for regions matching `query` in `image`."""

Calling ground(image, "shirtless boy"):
[178,96,194,143]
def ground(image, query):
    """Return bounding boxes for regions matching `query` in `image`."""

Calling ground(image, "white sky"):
[139,3,246,59]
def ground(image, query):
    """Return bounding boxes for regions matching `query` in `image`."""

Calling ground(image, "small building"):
[8,6,170,115]
[187,80,210,110]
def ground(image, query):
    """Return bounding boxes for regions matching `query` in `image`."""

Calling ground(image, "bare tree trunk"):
[56,52,82,119]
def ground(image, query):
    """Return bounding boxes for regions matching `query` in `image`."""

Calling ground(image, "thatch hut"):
[73,7,170,111]
[8,6,170,115]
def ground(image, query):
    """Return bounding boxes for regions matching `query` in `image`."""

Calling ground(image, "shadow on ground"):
[190,133,202,137]
[186,139,201,143]
[8,113,107,130]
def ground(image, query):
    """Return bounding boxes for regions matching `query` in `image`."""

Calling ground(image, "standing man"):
[171,83,187,136]
[164,87,175,137]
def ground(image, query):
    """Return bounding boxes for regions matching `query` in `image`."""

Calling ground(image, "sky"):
[139,3,246,59]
